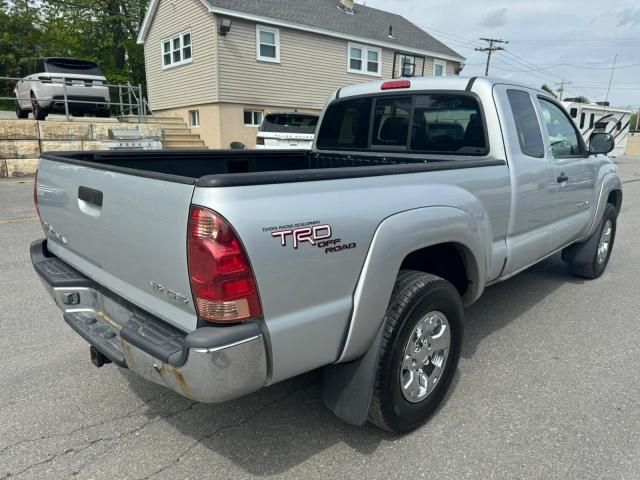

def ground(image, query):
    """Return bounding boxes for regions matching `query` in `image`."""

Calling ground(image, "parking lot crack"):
[135,380,316,480]
[0,391,170,458]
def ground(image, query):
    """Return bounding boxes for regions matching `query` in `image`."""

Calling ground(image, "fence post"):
[138,84,143,123]
[62,78,70,121]
[118,84,123,119]
[127,82,133,116]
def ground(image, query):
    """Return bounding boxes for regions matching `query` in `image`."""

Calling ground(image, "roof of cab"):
[335,76,544,100]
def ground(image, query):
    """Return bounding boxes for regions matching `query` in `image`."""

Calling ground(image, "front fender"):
[337,206,487,363]
[583,172,622,240]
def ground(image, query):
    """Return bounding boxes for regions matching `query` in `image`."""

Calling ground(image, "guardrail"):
[0,76,147,122]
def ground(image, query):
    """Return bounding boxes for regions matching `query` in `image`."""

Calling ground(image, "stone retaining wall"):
[0,120,163,177]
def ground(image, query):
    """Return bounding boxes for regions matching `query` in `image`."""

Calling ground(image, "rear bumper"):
[31,239,267,403]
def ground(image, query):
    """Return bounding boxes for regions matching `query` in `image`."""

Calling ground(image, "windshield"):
[44,58,104,76]
[260,114,319,134]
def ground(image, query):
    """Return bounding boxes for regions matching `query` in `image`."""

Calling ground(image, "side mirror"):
[589,132,615,155]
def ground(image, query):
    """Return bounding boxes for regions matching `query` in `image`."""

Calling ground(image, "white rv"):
[563,101,632,157]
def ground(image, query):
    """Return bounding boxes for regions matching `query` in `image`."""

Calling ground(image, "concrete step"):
[123,115,185,125]
[163,127,192,135]
[164,134,201,142]
[156,123,188,130]
[165,145,208,150]
[150,117,185,124]
[164,140,207,149]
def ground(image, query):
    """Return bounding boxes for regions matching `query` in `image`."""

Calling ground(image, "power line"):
[475,38,508,76]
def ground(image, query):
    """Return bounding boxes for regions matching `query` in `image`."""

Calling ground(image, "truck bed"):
[42,150,503,187]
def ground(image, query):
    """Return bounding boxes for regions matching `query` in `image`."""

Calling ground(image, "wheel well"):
[400,243,471,297]
[607,190,622,214]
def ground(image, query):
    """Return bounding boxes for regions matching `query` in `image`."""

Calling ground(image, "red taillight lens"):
[381,80,411,90]
[187,206,262,323]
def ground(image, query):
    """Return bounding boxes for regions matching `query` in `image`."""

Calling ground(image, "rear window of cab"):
[316,92,488,155]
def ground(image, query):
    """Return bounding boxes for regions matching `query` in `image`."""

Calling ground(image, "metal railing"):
[1,76,148,123]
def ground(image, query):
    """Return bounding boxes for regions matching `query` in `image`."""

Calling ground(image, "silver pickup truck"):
[31,77,622,433]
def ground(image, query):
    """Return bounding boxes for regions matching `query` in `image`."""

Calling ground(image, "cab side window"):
[506,89,544,158]
[537,98,583,158]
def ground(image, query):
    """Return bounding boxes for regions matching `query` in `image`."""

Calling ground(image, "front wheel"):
[562,203,617,279]
[368,271,463,433]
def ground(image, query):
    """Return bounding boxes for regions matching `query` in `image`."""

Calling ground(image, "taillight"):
[381,80,411,90]
[256,137,265,145]
[187,206,262,323]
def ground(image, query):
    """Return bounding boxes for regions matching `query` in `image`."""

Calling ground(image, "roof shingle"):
[203,0,464,60]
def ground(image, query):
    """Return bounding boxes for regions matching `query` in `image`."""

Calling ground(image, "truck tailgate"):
[36,157,198,332]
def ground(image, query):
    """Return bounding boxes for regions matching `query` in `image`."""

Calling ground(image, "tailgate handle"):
[78,186,103,207]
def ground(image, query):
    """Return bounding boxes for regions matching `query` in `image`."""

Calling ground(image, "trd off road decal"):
[262,221,356,254]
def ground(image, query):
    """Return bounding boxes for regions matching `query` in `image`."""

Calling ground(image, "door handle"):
[78,186,103,207]
[557,173,569,183]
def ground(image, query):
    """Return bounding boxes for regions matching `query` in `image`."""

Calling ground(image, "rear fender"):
[338,206,486,364]
[324,206,486,425]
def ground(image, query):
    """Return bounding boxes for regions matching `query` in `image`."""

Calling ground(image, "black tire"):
[31,93,47,121]
[15,101,28,119]
[368,271,463,433]
[96,109,110,118]
[562,203,617,279]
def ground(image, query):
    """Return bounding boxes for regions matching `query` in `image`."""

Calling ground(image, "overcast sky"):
[363,0,640,109]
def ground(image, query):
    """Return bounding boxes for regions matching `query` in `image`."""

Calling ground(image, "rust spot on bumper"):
[152,362,193,398]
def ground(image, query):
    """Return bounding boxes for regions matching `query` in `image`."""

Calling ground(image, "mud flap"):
[322,326,384,426]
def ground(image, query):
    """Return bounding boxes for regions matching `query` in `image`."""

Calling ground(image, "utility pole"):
[554,80,572,101]
[604,54,618,106]
[475,38,508,76]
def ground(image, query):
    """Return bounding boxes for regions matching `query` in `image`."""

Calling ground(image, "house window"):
[399,54,416,77]
[189,110,200,128]
[433,59,447,77]
[162,31,192,68]
[256,25,280,63]
[244,110,264,127]
[348,42,381,76]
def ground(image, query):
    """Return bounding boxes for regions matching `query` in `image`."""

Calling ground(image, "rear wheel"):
[368,271,463,433]
[31,93,47,121]
[562,203,617,279]
[15,100,28,119]
[96,108,110,118]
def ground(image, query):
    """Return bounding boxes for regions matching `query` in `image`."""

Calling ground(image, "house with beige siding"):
[137,0,465,149]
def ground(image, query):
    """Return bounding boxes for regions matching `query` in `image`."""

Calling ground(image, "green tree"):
[39,0,149,85]
[0,0,44,108]
[540,84,557,98]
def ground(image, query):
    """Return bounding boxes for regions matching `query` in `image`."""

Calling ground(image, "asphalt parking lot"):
[1,157,639,480]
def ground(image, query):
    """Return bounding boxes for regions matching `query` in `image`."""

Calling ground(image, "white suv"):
[255,113,319,149]
[14,58,111,121]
